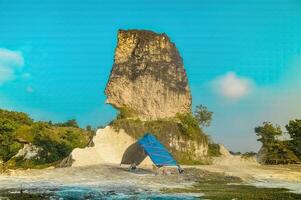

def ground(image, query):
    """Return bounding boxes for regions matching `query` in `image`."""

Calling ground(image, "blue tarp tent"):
[138,133,177,166]
[121,133,178,167]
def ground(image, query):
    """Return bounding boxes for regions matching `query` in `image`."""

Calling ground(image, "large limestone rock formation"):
[105,30,192,120]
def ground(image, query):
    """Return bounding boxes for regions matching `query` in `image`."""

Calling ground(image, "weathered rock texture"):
[105,30,192,120]
[14,144,41,160]
[61,126,152,167]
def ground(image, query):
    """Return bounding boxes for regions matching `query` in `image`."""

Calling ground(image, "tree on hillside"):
[285,119,301,159]
[0,109,33,126]
[86,125,95,132]
[255,122,300,164]
[255,122,282,145]
[55,119,79,128]
[0,118,22,161]
[64,119,79,128]
[194,105,213,127]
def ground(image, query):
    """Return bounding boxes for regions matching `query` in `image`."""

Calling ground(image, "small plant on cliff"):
[116,107,137,119]
[176,112,203,139]
[194,105,213,128]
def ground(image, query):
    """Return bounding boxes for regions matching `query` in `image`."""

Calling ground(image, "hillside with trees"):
[0,109,93,170]
[255,121,301,165]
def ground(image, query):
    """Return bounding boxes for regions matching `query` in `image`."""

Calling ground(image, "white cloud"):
[0,48,24,85]
[212,71,254,99]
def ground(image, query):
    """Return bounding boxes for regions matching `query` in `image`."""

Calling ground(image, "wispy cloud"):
[0,48,24,85]
[212,71,254,100]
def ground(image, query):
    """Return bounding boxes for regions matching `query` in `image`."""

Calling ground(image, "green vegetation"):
[207,143,221,157]
[255,122,300,164]
[176,112,208,140]
[0,109,93,169]
[229,151,242,155]
[0,191,50,200]
[194,104,213,127]
[111,116,209,164]
[111,105,213,164]
[54,119,79,128]
[255,122,282,145]
[163,169,301,200]
[116,106,137,119]
[286,119,301,160]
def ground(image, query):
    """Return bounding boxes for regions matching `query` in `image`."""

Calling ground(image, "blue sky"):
[1,0,301,152]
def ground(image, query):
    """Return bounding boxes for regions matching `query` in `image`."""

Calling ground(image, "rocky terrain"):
[103,30,209,164]
[63,126,153,167]
[105,29,192,120]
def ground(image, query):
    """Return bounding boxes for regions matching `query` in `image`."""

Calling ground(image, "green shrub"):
[0,109,33,126]
[286,119,301,160]
[54,119,79,128]
[207,143,221,157]
[116,107,136,119]
[33,136,72,164]
[176,113,206,140]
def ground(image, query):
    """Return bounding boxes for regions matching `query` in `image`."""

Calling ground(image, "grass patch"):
[163,169,301,200]
[0,191,50,200]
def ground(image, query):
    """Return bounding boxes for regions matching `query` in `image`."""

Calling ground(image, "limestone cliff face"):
[105,30,192,120]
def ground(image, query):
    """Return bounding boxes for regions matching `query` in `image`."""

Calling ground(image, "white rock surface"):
[14,144,41,160]
[218,144,232,158]
[70,126,153,167]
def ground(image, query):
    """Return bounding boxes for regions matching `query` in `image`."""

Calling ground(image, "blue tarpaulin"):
[137,133,177,167]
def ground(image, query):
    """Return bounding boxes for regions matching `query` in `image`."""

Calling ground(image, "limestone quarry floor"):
[0,164,201,199]
[0,162,301,199]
